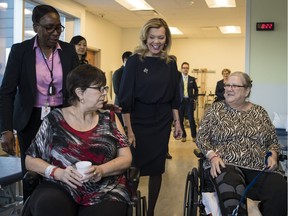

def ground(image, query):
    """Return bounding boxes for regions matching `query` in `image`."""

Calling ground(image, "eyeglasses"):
[37,23,65,33]
[87,86,109,93]
[224,84,246,89]
[182,67,189,70]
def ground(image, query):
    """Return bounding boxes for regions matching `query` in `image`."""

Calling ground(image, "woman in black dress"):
[118,18,183,216]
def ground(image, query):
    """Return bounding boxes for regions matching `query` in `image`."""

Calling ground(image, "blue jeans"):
[179,98,197,138]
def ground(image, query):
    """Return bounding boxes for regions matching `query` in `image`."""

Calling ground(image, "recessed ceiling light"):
[205,0,236,8]
[115,0,154,11]
[219,26,241,34]
[169,27,183,35]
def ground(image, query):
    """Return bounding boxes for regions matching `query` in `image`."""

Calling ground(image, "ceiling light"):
[205,0,236,8]
[0,3,8,9]
[169,27,183,35]
[219,26,241,34]
[115,0,154,11]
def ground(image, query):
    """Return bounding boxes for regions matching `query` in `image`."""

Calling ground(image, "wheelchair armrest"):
[126,167,140,204]
[127,166,140,184]
[23,171,42,191]
[193,149,205,158]
[279,154,287,161]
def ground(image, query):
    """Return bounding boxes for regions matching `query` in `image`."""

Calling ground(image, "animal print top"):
[196,101,281,171]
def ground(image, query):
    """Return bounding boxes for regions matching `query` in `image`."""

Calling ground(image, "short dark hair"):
[32,5,59,24]
[181,62,189,68]
[122,51,132,62]
[66,64,106,105]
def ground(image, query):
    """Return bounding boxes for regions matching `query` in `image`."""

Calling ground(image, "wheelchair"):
[21,167,147,216]
[184,146,288,216]
[183,149,212,216]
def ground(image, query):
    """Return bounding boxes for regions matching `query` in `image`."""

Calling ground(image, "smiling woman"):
[196,71,287,216]
[118,18,182,216]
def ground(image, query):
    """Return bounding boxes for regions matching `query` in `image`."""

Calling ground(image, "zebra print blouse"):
[196,101,280,171]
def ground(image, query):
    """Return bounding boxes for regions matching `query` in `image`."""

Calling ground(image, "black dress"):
[118,54,180,176]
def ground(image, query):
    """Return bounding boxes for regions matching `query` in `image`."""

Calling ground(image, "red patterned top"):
[26,109,131,206]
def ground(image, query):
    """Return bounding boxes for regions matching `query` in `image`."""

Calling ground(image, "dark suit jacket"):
[179,74,198,102]
[0,36,79,132]
[215,79,225,102]
[112,66,124,105]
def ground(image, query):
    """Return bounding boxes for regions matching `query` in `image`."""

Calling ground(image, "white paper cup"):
[75,161,92,177]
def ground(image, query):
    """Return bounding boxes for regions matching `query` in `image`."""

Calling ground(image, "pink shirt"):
[33,37,63,107]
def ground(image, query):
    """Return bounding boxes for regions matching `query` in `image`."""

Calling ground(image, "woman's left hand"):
[173,121,183,140]
[266,151,278,171]
[81,165,104,182]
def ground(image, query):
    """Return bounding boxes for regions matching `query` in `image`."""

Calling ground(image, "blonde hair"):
[134,18,172,63]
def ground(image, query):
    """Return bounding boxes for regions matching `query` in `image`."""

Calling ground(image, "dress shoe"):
[166,153,172,159]
[181,137,186,142]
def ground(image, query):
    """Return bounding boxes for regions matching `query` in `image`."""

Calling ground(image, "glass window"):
[0,0,13,83]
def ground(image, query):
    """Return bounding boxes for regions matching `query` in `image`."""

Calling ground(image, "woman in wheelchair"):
[196,72,287,216]
[25,64,132,216]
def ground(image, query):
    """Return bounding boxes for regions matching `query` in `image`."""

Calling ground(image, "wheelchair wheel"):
[183,168,199,216]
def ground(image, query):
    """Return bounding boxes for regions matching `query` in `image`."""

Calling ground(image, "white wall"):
[247,0,287,119]
[171,38,245,93]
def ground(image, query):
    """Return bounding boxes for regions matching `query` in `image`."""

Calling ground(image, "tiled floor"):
[138,130,198,216]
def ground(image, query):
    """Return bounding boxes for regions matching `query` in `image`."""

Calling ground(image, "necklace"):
[40,47,56,96]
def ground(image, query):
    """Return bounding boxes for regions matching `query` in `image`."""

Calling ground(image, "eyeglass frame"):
[37,23,65,34]
[224,84,247,89]
[86,86,109,93]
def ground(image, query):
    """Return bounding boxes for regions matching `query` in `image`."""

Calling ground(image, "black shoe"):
[166,153,172,159]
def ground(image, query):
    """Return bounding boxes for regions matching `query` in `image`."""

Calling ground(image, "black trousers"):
[29,181,128,216]
[179,98,197,138]
[210,165,287,216]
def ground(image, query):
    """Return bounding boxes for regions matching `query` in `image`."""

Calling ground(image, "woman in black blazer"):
[214,68,231,102]
[0,4,79,199]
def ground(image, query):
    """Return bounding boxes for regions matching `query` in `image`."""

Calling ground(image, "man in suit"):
[179,62,198,142]
[112,51,132,105]
[112,51,132,125]
[0,5,79,199]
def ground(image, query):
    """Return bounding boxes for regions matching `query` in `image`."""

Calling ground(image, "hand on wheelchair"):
[266,150,278,172]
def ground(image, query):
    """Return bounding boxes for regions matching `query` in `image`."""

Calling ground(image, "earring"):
[80,98,84,103]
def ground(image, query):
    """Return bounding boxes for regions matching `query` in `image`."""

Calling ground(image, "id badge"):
[41,106,51,120]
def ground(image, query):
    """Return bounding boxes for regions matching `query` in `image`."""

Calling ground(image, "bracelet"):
[50,167,58,179]
[44,165,56,179]
[209,155,219,162]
